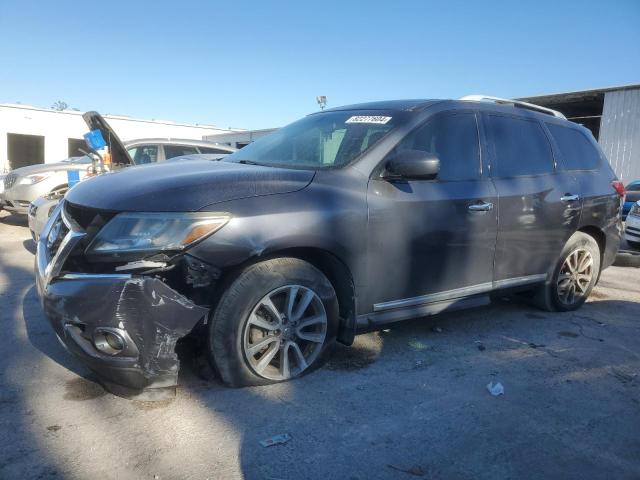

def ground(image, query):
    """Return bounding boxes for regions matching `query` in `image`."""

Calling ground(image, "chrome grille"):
[46,214,70,260]
[38,201,87,285]
[4,173,17,190]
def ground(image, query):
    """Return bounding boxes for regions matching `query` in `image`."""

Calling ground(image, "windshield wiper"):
[237,159,259,165]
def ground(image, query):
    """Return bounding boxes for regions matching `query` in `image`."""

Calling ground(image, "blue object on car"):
[67,170,81,188]
[83,129,107,150]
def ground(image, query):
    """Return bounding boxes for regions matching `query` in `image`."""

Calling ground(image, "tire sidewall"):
[550,232,601,312]
[209,258,338,387]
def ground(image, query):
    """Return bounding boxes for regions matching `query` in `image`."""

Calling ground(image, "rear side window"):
[395,112,480,181]
[127,145,159,164]
[488,115,554,177]
[164,145,199,159]
[198,146,232,154]
[546,124,601,171]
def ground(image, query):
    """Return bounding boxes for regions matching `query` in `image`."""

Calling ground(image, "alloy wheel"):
[557,248,594,305]
[243,285,327,380]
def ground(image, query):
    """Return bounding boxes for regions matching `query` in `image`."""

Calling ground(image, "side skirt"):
[357,295,490,330]
[357,274,546,330]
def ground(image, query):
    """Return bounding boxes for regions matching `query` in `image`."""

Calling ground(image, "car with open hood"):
[1,112,235,215]
[35,97,622,399]
[27,153,229,241]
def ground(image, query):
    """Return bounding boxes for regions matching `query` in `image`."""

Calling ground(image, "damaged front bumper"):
[35,202,209,399]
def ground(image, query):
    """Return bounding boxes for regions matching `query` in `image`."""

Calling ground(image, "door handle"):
[560,194,580,202]
[468,202,494,212]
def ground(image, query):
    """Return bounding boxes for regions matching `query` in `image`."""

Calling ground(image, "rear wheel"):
[534,231,601,312]
[209,257,338,387]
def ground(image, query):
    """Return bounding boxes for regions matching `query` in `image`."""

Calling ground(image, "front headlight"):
[630,201,640,217]
[19,173,51,185]
[87,212,231,256]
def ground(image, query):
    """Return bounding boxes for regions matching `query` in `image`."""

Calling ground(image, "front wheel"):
[208,257,338,387]
[534,231,601,312]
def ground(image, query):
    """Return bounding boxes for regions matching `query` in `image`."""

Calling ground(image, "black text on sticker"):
[345,116,392,124]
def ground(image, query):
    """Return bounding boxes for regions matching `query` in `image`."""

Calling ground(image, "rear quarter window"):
[164,145,199,159]
[198,147,232,154]
[546,124,601,171]
[487,115,554,177]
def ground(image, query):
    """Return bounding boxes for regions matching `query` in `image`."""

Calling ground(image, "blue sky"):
[1,0,638,130]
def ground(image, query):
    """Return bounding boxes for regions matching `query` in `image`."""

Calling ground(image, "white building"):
[0,103,242,172]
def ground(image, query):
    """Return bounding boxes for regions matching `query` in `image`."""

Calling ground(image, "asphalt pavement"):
[1,211,639,480]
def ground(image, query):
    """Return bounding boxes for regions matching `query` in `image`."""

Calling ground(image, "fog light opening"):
[94,329,126,355]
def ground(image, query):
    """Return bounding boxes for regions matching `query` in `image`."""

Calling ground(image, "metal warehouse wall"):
[599,88,640,184]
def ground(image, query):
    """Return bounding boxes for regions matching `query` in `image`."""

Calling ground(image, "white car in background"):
[2,112,235,216]
[27,153,228,241]
[28,191,64,241]
[625,201,640,249]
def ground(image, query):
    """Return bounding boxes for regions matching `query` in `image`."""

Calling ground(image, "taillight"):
[611,181,625,197]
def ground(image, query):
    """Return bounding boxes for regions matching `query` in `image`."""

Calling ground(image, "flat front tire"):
[208,257,338,387]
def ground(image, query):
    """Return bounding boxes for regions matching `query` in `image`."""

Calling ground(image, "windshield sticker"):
[345,115,392,125]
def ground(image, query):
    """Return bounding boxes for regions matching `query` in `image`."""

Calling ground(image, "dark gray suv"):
[35,98,622,398]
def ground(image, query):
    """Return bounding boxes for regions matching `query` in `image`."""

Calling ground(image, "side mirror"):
[385,150,440,180]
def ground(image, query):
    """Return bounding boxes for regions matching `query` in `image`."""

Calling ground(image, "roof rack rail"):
[459,95,567,119]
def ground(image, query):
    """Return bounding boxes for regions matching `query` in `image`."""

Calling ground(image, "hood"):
[8,160,91,177]
[83,111,133,166]
[65,160,315,212]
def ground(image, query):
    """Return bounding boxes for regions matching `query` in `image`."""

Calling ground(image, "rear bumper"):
[35,203,209,398]
[625,214,640,244]
[602,217,622,269]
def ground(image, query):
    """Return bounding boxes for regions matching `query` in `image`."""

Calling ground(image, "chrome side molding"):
[373,274,547,312]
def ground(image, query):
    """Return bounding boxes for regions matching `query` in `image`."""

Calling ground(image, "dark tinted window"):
[627,182,640,192]
[488,115,554,177]
[198,146,231,154]
[164,145,199,159]
[395,112,480,181]
[546,124,601,171]
[68,138,86,157]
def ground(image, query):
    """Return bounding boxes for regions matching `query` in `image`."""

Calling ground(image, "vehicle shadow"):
[0,212,28,227]
[22,239,36,255]
[5,244,640,478]
[176,293,640,479]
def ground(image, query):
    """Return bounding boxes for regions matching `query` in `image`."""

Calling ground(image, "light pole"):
[316,96,327,110]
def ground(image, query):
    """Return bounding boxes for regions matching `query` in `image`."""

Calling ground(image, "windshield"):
[225,110,403,169]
